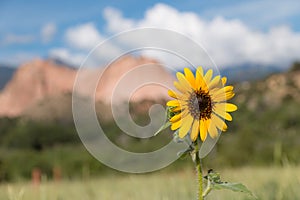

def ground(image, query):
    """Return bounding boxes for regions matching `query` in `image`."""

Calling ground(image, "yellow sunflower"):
[167,67,237,142]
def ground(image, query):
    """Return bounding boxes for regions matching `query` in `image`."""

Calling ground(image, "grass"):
[1,166,299,200]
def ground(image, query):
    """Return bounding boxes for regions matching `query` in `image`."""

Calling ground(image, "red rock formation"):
[95,56,174,104]
[0,56,174,117]
[0,59,77,117]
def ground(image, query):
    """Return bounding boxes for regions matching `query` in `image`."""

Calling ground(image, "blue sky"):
[1,0,300,68]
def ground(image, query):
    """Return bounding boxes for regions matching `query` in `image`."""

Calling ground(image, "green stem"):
[202,178,212,197]
[195,144,203,200]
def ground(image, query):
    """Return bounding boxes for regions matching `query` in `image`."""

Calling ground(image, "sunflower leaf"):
[212,182,255,196]
[173,130,184,143]
[154,121,171,136]
[177,145,194,158]
[207,171,257,199]
[154,106,177,136]
[177,149,189,158]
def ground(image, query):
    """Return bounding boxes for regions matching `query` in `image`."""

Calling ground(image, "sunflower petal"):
[170,113,181,123]
[200,119,208,141]
[196,69,207,90]
[221,77,227,85]
[197,66,204,76]
[190,120,199,141]
[225,113,232,121]
[176,72,192,91]
[214,103,226,114]
[170,109,188,121]
[222,122,228,131]
[166,100,180,107]
[195,73,208,91]
[211,93,226,102]
[204,69,213,84]
[208,122,219,139]
[213,103,233,121]
[171,119,181,130]
[225,92,235,101]
[208,75,221,89]
[171,106,182,112]
[212,91,235,102]
[168,90,178,99]
[174,81,187,93]
[212,86,234,97]
[214,110,232,121]
[212,114,227,132]
[225,103,238,112]
[184,68,195,87]
[179,115,193,138]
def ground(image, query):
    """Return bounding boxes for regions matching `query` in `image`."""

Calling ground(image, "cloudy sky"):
[1,0,300,69]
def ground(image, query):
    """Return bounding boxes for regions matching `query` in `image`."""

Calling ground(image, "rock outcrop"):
[0,56,174,117]
[0,59,77,117]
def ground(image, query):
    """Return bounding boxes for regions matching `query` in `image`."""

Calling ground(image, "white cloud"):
[204,0,300,28]
[64,23,104,50]
[103,7,135,33]
[52,3,300,68]
[49,48,86,66]
[60,22,123,67]
[102,4,300,68]
[1,34,34,46]
[41,22,56,43]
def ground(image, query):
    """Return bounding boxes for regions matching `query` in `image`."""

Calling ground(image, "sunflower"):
[167,67,237,142]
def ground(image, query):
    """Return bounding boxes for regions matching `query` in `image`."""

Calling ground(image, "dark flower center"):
[188,90,212,120]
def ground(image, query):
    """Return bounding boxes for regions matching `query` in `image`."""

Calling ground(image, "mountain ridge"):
[0,56,174,118]
[0,57,297,120]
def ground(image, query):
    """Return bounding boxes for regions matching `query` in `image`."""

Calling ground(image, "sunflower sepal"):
[166,106,180,121]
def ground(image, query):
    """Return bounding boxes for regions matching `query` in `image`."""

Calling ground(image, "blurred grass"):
[1,166,299,200]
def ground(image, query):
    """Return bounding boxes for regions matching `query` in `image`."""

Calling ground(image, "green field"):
[1,66,299,199]
[1,166,299,200]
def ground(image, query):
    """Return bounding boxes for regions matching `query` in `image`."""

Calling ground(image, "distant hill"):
[220,64,284,83]
[0,59,76,92]
[0,56,296,120]
[0,56,174,118]
[0,65,16,91]
[234,65,300,109]
[0,60,286,93]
